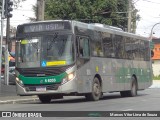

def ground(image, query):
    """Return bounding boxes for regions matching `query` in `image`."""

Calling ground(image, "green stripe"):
[116,67,152,83]
[19,72,67,85]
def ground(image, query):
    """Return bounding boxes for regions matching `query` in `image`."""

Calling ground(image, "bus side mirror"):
[151,50,154,58]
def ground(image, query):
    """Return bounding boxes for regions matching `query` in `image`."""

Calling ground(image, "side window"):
[139,41,145,61]
[102,33,114,58]
[125,37,133,60]
[91,31,103,57]
[92,41,103,57]
[77,36,90,58]
[114,35,124,59]
[144,41,150,61]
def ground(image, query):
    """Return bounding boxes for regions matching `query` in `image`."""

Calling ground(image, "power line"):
[13,8,33,11]
[142,0,160,4]
[133,0,140,4]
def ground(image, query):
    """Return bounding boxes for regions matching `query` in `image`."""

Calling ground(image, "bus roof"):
[18,20,147,41]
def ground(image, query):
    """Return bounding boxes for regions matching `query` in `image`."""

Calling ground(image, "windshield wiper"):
[47,33,58,51]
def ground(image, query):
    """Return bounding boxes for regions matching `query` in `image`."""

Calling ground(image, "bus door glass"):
[76,36,90,68]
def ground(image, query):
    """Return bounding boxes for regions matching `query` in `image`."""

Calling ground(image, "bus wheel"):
[128,76,137,97]
[85,77,101,101]
[38,95,52,103]
[121,77,137,97]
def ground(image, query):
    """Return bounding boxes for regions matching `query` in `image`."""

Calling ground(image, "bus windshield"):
[16,34,74,68]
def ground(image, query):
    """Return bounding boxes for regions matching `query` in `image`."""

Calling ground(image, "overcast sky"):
[10,0,36,27]
[135,0,160,38]
[5,0,160,38]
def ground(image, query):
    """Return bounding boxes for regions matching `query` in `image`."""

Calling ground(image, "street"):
[0,88,160,111]
[0,88,160,120]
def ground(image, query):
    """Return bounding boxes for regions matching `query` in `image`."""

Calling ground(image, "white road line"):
[122,109,133,111]
[0,98,38,103]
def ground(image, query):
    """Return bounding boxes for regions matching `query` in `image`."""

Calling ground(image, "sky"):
[2,0,160,38]
[135,0,160,38]
[10,0,36,27]
[1,0,36,35]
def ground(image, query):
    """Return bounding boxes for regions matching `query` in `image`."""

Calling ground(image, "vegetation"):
[45,0,125,28]
[0,0,26,10]
[153,76,160,80]
[44,0,139,31]
[0,0,140,32]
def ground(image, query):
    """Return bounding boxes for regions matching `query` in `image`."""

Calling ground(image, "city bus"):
[15,20,152,103]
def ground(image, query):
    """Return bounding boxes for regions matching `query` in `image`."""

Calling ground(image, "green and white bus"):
[15,20,152,103]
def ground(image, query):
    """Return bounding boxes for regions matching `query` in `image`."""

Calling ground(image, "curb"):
[0,97,39,104]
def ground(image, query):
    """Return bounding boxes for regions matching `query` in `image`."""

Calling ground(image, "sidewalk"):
[0,84,38,104]
[0,80,160,104]
[149,80,160,88]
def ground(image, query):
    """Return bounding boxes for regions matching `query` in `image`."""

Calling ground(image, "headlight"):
[62,72,75,85]
[68,73,74,80]
[16,77,24,86]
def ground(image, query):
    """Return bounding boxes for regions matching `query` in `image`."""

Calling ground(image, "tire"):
[128,76,137,97]
[38,95,52,103]
[85,77,101,101]
[120,76,137,97]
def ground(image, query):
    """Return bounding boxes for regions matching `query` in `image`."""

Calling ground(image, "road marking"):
[122,109,133,111]
[0,98,39,104]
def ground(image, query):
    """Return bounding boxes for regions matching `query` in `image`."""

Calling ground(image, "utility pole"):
[0,0,5,92]
[4,0,13,85]
[127,0,132,33]
[37,0,45,21]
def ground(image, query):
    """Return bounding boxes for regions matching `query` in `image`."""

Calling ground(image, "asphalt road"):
[0,88,160,120]
[0,88,160,111]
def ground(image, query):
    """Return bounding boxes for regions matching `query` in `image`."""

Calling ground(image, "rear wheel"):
[38,95,52,103]
[85,77,101,101]
[120,76,137,97]
[128,76,137,97]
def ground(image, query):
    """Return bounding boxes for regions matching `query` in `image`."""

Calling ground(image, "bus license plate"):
[36,86,46,92]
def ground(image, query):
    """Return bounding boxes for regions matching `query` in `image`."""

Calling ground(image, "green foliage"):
[45,0,132,28]
[0,0,26,10]
[153,76,160,80]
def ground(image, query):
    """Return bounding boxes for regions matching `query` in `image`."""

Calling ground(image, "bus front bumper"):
[16,79,77,96]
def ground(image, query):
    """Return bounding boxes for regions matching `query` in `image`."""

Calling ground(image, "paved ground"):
[0,80,159,104]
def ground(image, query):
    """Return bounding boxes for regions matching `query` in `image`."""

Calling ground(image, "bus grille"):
[25,84,60,92]
[16,64,73,77]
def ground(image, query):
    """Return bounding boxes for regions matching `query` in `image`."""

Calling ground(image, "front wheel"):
[85,77,101,101]
[38,95,52,103]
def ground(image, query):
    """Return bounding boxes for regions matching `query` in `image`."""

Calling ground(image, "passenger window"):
[77,36,90,58]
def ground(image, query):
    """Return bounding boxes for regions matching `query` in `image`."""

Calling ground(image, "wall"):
[152,60,160,76]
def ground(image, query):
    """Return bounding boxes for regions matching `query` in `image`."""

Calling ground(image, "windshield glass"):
[41,34,74,66]
[16,34,74,68]
[16,37,41,68]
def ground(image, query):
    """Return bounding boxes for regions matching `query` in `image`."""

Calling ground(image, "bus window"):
[77,36,90,58]
[102,36,114,58]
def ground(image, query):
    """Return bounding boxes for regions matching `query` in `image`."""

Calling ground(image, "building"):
[152,38,160,76]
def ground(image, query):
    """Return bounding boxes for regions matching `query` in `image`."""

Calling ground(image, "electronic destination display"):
[18,21,71,33]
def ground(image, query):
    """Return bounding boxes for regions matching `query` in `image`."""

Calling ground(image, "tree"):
[29,0,139,31]
[44,0,132,28]
[0,0,26,11]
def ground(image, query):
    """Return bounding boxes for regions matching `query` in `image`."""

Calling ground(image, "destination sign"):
[21,21,71,33]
